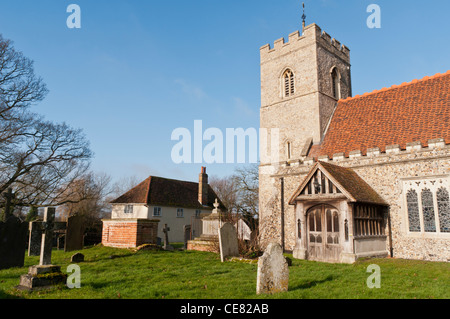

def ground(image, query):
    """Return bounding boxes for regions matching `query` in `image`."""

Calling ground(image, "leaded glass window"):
[406,190,420,232]
[437,187,450,233]
[421,189,436,232]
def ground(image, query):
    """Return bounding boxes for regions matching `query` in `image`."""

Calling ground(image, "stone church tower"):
[259,22,352,249]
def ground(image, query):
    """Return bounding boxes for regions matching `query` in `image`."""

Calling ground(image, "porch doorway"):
[307,204,341,263]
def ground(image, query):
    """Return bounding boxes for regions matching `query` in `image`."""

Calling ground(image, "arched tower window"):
[283,69,295,97]
[331,67,341,100]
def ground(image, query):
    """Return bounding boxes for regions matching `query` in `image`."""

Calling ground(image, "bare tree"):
[232,164,259,231]
[0,34,92,208]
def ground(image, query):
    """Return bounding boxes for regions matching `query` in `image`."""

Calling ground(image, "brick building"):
[259,22,450,263]
[102,167,224,248]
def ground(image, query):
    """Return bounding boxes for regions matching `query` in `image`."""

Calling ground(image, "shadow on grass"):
[289,275,335,291]
[0,289,24,299]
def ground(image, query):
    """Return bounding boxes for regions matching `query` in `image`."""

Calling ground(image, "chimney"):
[198,166,208,206]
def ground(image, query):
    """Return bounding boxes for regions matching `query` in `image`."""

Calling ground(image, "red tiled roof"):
[110,176,224,210]
[315,71,450,158]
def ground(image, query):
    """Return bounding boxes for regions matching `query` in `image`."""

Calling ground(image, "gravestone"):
[256,242,289,295]
[218,222,239,262]
[0,215,28,270]
[65,214,85,252]
[71,252,85,263]
[28,221,43,256]
[183,225,191,249]
[162,224,174,251]
[16,207,67,291]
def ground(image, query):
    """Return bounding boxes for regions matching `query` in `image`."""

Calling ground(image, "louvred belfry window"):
[283,69,295,97]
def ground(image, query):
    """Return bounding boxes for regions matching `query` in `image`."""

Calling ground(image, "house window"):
[403,177,450,235]
[124,205,133,214]
[153,207,162,217]
[195,209,201,217]
[283,69,295,97]
[331,67,340,100]
[177,208,184,218]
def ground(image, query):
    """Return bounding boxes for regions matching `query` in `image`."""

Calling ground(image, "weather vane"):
[302,2,307,32]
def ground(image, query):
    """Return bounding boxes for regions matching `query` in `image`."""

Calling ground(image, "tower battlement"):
[260,24,350,63]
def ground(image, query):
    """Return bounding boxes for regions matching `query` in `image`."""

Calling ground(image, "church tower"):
[260,22,352,165]
[258,15,352,251]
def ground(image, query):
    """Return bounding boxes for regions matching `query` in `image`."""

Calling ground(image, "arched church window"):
[421,188,436,232]
[406,189,420,232]
[286,141,292,160]
[437,187,450,233]
[331,67,340,100]
[283,69,295,97]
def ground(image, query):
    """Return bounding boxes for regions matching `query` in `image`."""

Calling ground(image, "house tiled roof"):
[110,176,224,210]
[314,70,450,158]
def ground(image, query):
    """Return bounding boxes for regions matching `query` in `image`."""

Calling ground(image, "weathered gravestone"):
[0,216,28,270]
[162,224,174,251]
[218,222,239,262]
[256,242,289,295]
[28,221,43,256]
[71,252,84,263]
[17,207,67,290]
[65,214,85,252]
[183,225,191,249]
[0,188,28,270]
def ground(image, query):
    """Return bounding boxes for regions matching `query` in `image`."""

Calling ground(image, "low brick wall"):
[102,219,160,249]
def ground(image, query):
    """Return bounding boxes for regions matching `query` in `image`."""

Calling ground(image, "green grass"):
[0,245,448,299]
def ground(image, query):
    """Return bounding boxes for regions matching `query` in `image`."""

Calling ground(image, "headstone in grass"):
[0,215,28,270]
[163,224,174,251]
[183,225,191,249]
[65,214,85,252]
[28,221,43,256]
[16,207,67,291]
[256,242,289,295]
[218,222,239,262]
[71,252,85,263]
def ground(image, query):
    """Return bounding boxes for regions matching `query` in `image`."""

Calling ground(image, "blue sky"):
[0,0,449,184]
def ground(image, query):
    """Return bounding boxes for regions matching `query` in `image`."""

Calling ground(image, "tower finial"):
[302,2,306,33]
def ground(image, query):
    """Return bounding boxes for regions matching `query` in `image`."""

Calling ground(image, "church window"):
[286,141,292,160]
[437,188,450,233]
[406,189,421,232]
[421,189,436,232]
[331,67,340,99]
[403,178,450,235]
[354,204,384,237]
[283,69,295,97]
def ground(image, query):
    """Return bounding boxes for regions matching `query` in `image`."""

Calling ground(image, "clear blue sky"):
[0,0,449,184]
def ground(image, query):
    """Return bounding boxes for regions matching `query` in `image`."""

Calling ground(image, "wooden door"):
[307,205,341,263]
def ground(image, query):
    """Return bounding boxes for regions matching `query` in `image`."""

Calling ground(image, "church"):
[258,20,450,263]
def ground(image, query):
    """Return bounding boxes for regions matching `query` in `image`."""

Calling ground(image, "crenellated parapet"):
[260,23,350,64]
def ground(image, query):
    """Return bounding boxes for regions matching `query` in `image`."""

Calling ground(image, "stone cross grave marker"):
[256,242,289,295]
[40,207,56,265]
[2,188,14,222]
[162,224,174,251]
[218,222,239,262]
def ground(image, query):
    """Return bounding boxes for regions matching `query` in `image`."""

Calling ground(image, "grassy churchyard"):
[0,244,448,299]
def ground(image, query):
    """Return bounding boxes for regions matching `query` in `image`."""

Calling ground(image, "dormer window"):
[283,69,295,97]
